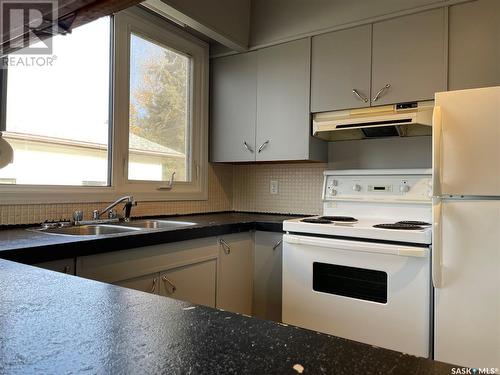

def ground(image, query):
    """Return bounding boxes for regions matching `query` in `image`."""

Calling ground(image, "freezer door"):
[434,199,500,368]
[434,86,500,196]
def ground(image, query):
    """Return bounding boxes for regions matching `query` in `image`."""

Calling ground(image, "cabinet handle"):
[372,84,391,102]
[258,140,270,153]
[151,277,157,293]
[352,89,368,103]
[162,276,176,293]
[243,141,254,153]
[272,239,282,251]
[63,265,71,274]
[219,238,231,254]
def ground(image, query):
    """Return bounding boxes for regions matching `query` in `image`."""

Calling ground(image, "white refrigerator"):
[432,86,500,368]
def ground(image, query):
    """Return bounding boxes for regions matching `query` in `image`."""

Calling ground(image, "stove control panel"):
[323,171,432,201]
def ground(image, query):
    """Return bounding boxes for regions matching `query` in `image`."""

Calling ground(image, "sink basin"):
[35,224,142,236]
[123,220,196,229]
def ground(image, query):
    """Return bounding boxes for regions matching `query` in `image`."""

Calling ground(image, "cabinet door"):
[371,9,446,105]
[311,25,372,112]
[217,232,253,315]
[253,231,282,322]
[34,258,75,275]
[448,0,500,90]
[115,273,159,295]
[159,260,217,308]
[256,38,311,161]
[211,52,257,162]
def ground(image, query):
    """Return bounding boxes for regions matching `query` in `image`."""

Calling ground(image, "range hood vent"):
[312,101,434,141]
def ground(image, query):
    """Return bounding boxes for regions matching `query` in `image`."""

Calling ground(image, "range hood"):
[312,101,433,141]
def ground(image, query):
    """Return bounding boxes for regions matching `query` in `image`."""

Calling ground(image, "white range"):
[282,169,433,357]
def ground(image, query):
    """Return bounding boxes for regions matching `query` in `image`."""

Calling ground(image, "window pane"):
[0,17,111,186]
[128,33,191,182]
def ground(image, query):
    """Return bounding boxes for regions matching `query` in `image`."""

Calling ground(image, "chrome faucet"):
[92,196,137,222]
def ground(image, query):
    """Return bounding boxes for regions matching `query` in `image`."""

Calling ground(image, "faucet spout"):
[96,196,136,221]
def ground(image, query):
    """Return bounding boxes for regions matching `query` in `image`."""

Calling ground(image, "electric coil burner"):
[396,220,431,226]
[319,216,358,223]
[373,223,424,230]
[301,218,333,224]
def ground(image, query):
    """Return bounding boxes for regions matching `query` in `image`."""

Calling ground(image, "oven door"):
[282,234,430,357]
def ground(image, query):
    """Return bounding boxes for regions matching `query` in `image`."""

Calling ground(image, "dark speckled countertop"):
[0,212,298,264]
[0,259,456,374]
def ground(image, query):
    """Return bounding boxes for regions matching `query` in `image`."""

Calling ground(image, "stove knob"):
[399,184,410,193]
[352,184,361,192]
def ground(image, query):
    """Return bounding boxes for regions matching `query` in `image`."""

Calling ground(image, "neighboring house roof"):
[4,132,185,158]
[129,133,184,156]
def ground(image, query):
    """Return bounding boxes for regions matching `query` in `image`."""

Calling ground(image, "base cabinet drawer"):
[115,273,159,295]
[159,260,217,308]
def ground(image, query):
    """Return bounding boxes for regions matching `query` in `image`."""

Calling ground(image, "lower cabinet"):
[216,232,253,315]
[76,237,219,308]
[75,231,283,318]
[159,259,217,308]
[253,231,283,322]
[34,258,75,275]
[115,273,159,294]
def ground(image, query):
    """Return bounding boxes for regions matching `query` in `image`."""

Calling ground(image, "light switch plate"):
[270,180,279,195]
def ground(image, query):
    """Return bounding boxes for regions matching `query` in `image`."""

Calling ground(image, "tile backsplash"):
[233,163,326,215]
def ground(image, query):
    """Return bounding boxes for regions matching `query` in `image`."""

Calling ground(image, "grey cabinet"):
[371,9,446,105]
[253,231,282,322]
[216,232,253,315]
[115,273,159,294]
[448,0,500,90]
[311,25,372,112]
[256,38,324,161]
[35,258,75,275]
[159,260,217,308]
[210,39,326,163]
[211,52,257,162]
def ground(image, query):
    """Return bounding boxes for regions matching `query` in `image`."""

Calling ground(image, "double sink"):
[32,219,196,236]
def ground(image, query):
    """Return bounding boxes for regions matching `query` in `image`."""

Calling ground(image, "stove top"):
[284,216,432,244]
[285,169,433,245]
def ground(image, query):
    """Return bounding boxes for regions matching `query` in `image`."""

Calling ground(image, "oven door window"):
[313,262,387,304]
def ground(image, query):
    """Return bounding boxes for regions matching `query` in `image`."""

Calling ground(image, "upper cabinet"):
[211,52,257,162]
[448,0,500,91]
[311,25,372,112]
[310,9,446,111]
[371,9,446,106]
[210,38,326,163]
[256,38,321,161]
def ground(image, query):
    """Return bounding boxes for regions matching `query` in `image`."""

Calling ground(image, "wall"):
[0,164,233,225]
[249,0,444,47]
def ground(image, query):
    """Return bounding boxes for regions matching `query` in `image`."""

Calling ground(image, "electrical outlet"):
[270,180,279,195]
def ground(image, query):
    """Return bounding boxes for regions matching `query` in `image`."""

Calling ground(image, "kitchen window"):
[0,6,208,203]
[0,17,112,187]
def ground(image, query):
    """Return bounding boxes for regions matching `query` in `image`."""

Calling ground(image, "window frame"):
[0,6,209,204]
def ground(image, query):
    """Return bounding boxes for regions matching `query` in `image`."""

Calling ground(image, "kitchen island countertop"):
[0,259,456,374]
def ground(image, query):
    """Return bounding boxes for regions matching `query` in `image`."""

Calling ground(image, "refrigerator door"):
[434,86,500,196]
[434,199,500,368]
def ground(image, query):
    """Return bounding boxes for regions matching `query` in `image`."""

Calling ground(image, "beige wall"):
[250,0,444,47]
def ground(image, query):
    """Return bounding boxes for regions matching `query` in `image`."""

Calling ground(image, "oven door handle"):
[283,234,429,258]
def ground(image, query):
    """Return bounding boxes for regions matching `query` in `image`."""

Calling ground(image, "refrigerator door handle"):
[432,199,442,288]
[432,106,443,196]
